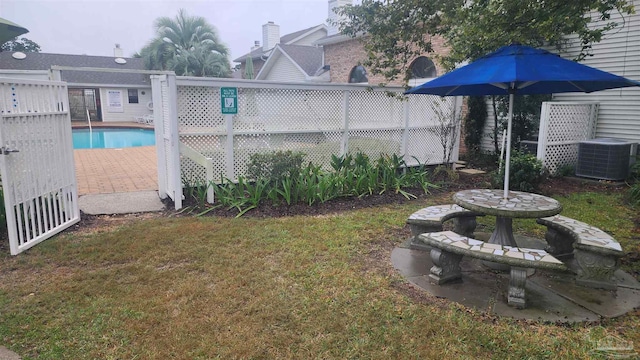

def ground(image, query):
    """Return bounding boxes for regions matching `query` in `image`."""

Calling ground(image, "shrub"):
[464,95,487,155]
[627,158,640,206]
[247,150,305,185]
[492,151,547,192]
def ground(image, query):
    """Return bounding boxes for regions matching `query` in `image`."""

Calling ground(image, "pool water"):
[72,128,156,149]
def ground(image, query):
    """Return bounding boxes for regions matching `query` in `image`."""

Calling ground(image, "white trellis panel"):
[164,78,460,207]
[538,101,599,174]
[152,75,182,209]
[0,78,80,255]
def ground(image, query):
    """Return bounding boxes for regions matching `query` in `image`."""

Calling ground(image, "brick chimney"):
[114,44,124,57]
[262,21,280,52]
[251,40,261,51]
[327,0,353,36]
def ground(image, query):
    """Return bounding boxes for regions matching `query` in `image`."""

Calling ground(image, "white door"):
[0,78,80,255]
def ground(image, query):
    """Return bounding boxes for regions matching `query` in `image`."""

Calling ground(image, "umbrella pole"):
[503,93,514,198]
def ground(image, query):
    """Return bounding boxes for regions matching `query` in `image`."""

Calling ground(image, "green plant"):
[247,150,305,185]
[492,151,547,192]
[556,164,575,178]
[627,157,640,206]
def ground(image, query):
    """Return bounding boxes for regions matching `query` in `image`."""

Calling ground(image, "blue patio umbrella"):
[406,44,640,198]
[0,17,28,44]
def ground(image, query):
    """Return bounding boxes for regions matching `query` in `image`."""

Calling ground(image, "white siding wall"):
[290,30,328,46]
[99,87,153,122]
[263,58,306,82]
[551,0,640,142]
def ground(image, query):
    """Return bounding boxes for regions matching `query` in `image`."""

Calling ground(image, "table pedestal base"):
[484,216,517,270]
[488,216,517,247]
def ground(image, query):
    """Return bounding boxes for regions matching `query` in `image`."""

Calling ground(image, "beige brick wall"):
[324,34,450,85]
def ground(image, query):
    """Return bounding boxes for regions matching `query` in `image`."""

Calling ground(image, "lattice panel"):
[544,104,596,143]
[177,86,224,132]
[175,82,462,187]
[540,102,598,175]
[232,133,272,178]
[348,129,403,160]
[236,88,343,132]
[407,95,454,127]
[349,91,404,129]
[181,156,207,187]
[406,128,446,166]
[543,144,579,175]
[180,134,227,181]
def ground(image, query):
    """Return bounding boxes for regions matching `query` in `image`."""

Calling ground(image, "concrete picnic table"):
[453,189,562,247]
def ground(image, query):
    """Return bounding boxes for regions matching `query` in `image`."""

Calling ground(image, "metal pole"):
[503,92,514,198]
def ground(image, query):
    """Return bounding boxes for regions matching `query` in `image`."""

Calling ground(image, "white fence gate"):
[537,101,599,174]
[0,78,80,255]
[151,74,182,209]
[153,76,462,209]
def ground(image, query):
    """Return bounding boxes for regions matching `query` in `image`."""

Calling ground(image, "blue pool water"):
[73,128,156,149]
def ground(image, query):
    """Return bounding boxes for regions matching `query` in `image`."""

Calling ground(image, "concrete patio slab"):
[79,191,165,215]
[392,233,640,323]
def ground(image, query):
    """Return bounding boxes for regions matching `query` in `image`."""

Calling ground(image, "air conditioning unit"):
[576,138,634,180]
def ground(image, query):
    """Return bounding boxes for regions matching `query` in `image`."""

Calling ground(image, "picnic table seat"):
[406,205,483,250]
[536,215,624,290]
[418,231,567,309]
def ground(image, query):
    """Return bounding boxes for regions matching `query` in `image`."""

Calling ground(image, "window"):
[348,65,368,83]
[410,57,437,79]
[127,89,139,104]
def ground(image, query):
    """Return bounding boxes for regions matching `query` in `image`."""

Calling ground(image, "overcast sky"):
[1,0,335,63]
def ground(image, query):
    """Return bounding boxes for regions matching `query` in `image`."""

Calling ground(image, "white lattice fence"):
[173,78,460,196]
[538,101,599,174]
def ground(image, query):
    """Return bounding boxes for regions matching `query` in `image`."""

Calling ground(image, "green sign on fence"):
[220,87,238,114]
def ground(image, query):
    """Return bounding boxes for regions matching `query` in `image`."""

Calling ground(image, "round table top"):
[453,189,562,219]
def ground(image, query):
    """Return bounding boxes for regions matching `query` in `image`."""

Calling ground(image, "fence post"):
[340,90,350,156]
[167,74,182,210]
[588,103,599,138]
[537,102,550,163]
[401,97,410,159]
[225,114,235,180]
[151,75,167,200]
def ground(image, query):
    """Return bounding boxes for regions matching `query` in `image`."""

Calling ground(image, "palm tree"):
[140,9,231,77]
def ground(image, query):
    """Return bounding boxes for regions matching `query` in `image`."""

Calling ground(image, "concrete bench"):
[418,231,567,309]
[536,215,624,290]
[407,205,483,250]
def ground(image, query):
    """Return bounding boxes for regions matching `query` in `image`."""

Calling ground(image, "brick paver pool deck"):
[72,122,158,195]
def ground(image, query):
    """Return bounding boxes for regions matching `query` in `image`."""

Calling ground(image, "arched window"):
[410,56,437,79]
[348,65,368,83]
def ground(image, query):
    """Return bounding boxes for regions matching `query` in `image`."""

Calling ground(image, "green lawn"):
[0,191,638,359]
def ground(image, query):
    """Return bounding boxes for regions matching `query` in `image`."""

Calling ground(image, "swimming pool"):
[72,128,156,149]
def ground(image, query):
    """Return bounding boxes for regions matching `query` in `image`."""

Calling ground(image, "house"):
[233,22,329,82]
[317,32,447,86]
[0,45,153,123]
[234,0,445,86]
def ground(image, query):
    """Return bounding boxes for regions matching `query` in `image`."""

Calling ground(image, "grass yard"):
[0,190,638,359]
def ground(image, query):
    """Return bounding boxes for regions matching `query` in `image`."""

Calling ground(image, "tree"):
[335,0,635,85]
[244,56,254,79]
[139,9,231,77]
[1,37,41,52]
